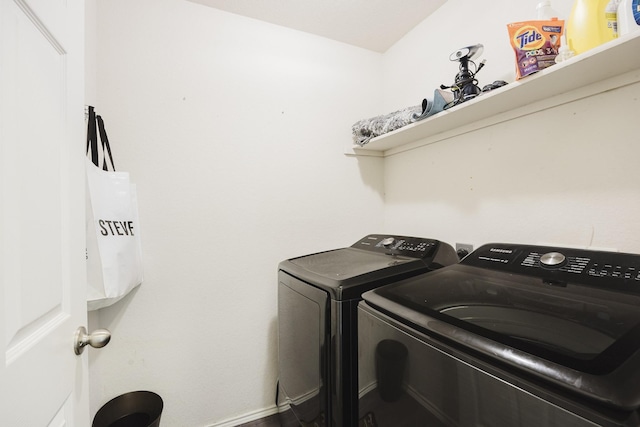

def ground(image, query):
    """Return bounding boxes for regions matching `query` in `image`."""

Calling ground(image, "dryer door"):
[278,272,329,426]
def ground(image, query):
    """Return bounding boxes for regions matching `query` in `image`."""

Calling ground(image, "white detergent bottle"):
[605,0,622,38]
[618,0,640,36]
[537,0,560,18]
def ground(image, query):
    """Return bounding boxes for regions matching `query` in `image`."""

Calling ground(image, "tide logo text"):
[515,27,544,49]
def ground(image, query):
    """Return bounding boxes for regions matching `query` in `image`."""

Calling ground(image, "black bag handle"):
[86,106,99,166]
[86,106,116,171]
[96,115,116,171]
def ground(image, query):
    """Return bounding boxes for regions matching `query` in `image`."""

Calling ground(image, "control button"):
[624,268,635,279]
[381,237,395,248]
[540,252,566,267]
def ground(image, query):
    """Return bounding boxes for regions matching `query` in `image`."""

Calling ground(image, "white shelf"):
[348,32,640,157]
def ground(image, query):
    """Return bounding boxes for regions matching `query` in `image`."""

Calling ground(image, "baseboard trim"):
[208,405,280,427]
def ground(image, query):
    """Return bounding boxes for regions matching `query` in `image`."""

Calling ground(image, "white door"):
[0,0,88,425]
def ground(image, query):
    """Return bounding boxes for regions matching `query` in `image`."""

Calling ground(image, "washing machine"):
[359,243,640,427]
[277,234,458,427]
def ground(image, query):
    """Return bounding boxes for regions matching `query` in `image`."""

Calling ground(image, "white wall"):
[381,0,640,254]
[87,0,385,425]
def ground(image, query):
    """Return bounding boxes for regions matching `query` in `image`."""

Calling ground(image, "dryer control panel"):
[352,234,439,258]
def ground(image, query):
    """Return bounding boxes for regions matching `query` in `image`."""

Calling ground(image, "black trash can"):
[93,391,163,427]
[375,340,408,402]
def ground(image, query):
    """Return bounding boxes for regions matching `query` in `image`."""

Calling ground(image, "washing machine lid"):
[363,243,640,410]
[279,235,458,300]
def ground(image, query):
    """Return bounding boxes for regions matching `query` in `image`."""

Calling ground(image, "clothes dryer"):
[277,234,458,427]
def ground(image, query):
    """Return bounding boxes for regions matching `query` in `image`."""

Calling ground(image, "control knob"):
[381,237,396,248]
[540,252,566,267]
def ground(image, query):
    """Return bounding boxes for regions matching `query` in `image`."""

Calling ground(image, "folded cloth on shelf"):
[351,89,454,147]
[351,105,420,147]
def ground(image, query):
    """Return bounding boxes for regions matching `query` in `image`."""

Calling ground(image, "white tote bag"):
[86,106,143,311]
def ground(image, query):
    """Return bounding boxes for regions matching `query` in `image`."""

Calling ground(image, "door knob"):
[74,326,111,355]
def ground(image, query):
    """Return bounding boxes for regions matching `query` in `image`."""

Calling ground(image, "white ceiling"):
[187,0,447,53]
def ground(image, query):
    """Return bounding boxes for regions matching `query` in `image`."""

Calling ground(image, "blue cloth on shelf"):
[412,88,453,121]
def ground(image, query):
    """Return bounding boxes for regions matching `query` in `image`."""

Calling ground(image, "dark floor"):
[236,414,282,427]
[234,408,307,427]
